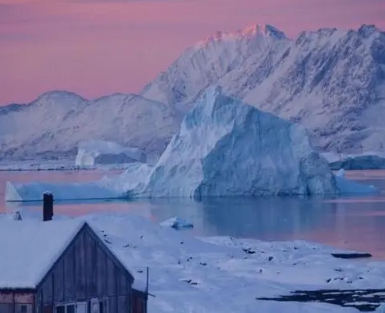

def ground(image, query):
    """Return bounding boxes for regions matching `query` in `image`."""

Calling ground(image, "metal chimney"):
[43,193,54,221]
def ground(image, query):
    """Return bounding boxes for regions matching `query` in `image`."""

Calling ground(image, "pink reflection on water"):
[324,197,385,203]
[345,211,385,217]
[343,170,385,181]
[1,169,385,260]
[47,201,152,218]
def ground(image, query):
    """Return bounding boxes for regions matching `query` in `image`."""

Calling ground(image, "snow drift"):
[140,86,338,197]
[75,140,146,166]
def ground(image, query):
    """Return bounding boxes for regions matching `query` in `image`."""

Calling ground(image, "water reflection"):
[1,170,385,258]
[189,197,333,239]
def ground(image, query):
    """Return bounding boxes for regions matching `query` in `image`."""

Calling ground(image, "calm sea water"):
[1,170,385,258]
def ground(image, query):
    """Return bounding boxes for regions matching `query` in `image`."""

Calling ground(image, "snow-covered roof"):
[0,219,85,289]
[132,280,147,293]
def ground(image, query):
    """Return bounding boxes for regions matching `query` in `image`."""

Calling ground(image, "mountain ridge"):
[0,92,180,160]
[141,23,385,153]
[140,23,290,107]
[1,23,385,160]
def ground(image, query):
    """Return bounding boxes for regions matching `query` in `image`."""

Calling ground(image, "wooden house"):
[0,218,149,313]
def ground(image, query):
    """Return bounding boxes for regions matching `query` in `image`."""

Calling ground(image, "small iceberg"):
[75,140,146,166]
[160,217,194,229]
[334,169,379,194]
[5,181,124,202]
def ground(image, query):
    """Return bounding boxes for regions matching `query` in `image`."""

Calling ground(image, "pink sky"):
[0,0,384,105]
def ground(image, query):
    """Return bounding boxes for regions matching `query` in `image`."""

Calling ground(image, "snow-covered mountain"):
[141,24,385,153]
[141,24,288,110]
[0,91,180,160]
[1,23,384,160]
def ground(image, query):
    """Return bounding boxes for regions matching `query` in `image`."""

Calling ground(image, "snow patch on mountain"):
[197,24,287,47]
[141,23,289,109]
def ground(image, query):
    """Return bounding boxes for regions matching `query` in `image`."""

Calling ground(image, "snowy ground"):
[71,213,385,313]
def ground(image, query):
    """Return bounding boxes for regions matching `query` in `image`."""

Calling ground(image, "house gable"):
[83,223,135,282]
[36,222,134,306]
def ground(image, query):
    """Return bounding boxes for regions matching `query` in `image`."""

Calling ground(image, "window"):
[56,306,65,313]
[98,299,109,313]
[15,304,32,313]
[55,304,77,313]
[66,305,75,313]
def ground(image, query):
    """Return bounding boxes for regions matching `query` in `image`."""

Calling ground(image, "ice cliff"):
[140,86,338,198]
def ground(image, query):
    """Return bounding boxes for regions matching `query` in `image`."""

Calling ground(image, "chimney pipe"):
[43,193,54,221]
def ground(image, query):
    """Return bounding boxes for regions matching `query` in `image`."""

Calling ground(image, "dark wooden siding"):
[36,225,133,313]
[131,290,147,313]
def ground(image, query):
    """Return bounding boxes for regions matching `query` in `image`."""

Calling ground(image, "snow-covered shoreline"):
[18,213,384,312]
[0,161,131,172]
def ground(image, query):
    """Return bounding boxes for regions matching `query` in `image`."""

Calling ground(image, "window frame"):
[55,303,76,313]
[75,302,87,313]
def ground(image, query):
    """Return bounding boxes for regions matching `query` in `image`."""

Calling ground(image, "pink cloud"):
[0,0,384,105]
